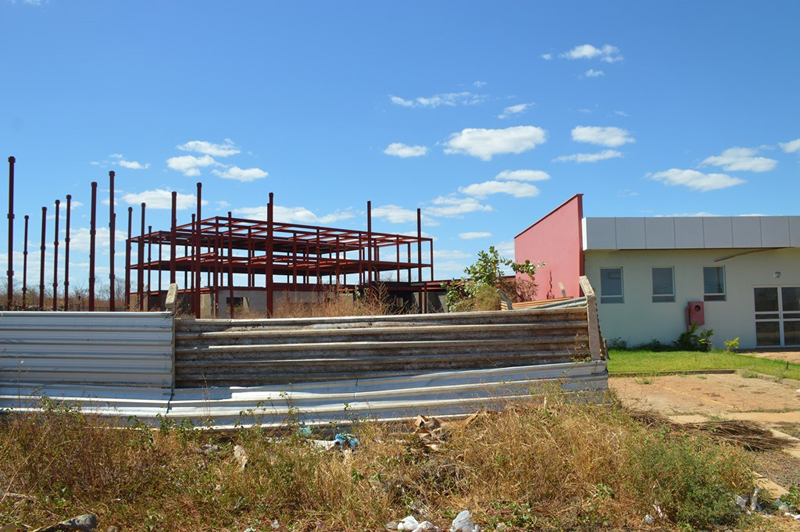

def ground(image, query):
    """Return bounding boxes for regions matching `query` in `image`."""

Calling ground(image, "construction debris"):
[628,410,793,451]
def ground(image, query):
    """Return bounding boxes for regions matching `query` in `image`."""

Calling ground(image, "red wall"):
[514,194,584,300]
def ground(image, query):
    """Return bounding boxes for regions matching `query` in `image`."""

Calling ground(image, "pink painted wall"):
[514,194,584,300]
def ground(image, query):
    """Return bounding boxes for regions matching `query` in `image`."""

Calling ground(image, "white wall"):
[584,248,800,349]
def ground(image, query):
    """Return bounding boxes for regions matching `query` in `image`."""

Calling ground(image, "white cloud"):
[459,231,492,240]
[424,196,493,218]
[177,139,240,157]
[498,102,534,119]
[495,241,515,257]
[436,260,468,274]
[560,44,623,63]
[371,204,418,224]
[117,159,150,170]
[585,69,605,78]
[122,189,206,210]
[540,53,553,60]
[495,169,550,182]
[473,81,487,88]
[780,138,800,153]
[578,108,593,114]
[216,200,231,210]
[648,168,746,192]
[166,154,218,177]
[233,205,355,225]
[389,91,486,109]
[384,143,428,158]
[68,227,127,252]
[701,147,777,173]
[212,166,269,182]
[571,126,635,147]
[618,189,639,198]
[553,150,622,163]
[614,110,629,117]
[459,180,540,199]
[444,126,547,161]
[435,249,471,260]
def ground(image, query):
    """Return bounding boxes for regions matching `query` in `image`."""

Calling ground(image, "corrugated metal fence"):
[0,311,174,388]
[1,284,607,428]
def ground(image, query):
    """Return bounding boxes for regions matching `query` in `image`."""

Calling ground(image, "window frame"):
[599,267,624,304]
[703,266,726,302]
[651,266,676,303]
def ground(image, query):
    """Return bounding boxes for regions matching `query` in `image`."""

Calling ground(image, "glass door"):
[754,286,800,347]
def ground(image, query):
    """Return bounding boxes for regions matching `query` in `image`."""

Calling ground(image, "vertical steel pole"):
[170,191,177,284]
[417,208,423,312]
[89,182,97,311]
[6,156,15,308]
[125,207,132,309]
[138,203,145,311]
[64,195,72,310]
[147,225,152,311]
[194,184,202,318]
[52,199,60,310]
[266,192,274,317]
[158,239,162,310]
[213,220,220,318]
[108,171,116,311]
[227,212,235,319]
[429,240,434,282]
[367,202,373,286]
[22,215,29,310]
[39,207,46,309]
[190,214,195,296]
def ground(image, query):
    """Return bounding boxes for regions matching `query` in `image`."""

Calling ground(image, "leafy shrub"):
[674,323,714,352]
[443,246,543,312]
[724,337,740,352]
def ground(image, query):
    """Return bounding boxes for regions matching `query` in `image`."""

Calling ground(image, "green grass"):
[608,349,800,381]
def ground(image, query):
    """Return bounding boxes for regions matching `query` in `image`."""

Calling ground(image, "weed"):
[0,394,756,531]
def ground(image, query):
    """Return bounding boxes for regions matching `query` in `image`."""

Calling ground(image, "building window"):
[600,268,624,304]
[652,267,675,303]
[703,266,726,301]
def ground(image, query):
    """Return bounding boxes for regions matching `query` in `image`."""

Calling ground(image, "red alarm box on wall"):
[686,301,705,328]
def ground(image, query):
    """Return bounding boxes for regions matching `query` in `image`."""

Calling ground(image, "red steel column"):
[125,206,132,310]
[227,212,235,319]
[147,224,152,310]
[366,201,372,288]
[64,195,72,310]
[138,203,145,311]
[22,215,29,310]
[6,156,15,308]
[170,191,177,284]
[108,171,116,311]
[89,182,97,311]
[52,199,60,310]
[38,207,46,309]
[194,183,202,318]
[266,192,274,317]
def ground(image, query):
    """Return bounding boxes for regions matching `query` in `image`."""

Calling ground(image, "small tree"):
[444,246,543,312]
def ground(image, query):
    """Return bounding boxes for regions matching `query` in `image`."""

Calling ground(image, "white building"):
[515,194,800,349]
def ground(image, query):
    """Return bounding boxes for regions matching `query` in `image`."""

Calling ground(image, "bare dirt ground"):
[611,373,800,417]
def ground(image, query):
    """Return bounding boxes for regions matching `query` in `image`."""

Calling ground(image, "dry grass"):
[271,284,404,319]
[0,395,758,531]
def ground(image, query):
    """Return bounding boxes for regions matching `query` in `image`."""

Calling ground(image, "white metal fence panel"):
[0,311,174,388]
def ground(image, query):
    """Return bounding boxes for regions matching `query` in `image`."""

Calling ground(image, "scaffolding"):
[126,193,434,318]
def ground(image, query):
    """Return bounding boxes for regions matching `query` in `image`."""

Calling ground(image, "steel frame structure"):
[126,193,435,318]
[3,157,435,317]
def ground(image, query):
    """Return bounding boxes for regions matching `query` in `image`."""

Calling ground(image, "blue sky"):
[2,1,799,282]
